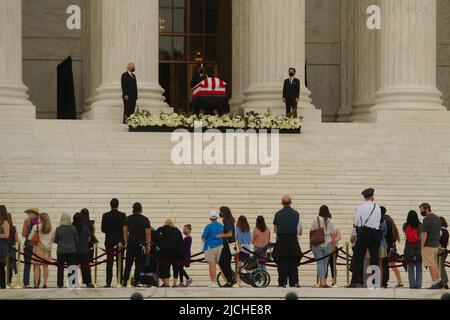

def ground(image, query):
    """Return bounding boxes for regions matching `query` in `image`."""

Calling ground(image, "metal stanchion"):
[94,244,98,288]
[345,242,350,287]
[116,242,123,288]
[232,247,240,288]
[14,242,22,289]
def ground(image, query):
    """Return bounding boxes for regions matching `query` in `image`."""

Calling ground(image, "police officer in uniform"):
[348,188,382,288]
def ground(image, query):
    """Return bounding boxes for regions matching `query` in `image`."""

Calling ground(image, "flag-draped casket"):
[191,77,229,115]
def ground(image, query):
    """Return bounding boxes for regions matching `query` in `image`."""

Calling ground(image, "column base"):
[0,104,36,119]
[366,110,450,123]
[83,82,172,122]
[229,96,243,115]
[298,108,322,123]
[350,102,374,123]
[0,83,36,119]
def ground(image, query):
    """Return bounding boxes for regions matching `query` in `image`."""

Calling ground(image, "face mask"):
[183,231,190,236]
[289,73,295,77]
[420,211,427,217]
[131,68,136,73]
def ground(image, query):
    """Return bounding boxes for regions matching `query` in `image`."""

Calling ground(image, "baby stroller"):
[137,252,160,288]
[132,230,160,288]
[217,243,274,288]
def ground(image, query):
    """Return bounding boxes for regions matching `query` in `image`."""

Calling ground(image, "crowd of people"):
[0,189,448,290]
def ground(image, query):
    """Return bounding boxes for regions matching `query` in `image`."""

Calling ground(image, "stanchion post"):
[94,244,98,288]
[116,242,123,288]
[345,242,350,287]
[5,248,9,288]
[14,242,22,289]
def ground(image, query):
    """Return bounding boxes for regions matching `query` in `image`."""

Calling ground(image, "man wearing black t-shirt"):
[122,203,151,287]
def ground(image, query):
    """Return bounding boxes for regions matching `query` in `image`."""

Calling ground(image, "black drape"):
[57,56,77,119]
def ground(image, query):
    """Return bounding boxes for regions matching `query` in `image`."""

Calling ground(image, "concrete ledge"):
[0,287,447,300]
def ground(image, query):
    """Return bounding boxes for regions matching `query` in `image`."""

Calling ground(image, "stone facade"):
[1,0,449,122]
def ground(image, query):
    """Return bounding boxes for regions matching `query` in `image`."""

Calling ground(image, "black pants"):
[219,244,234,284]
[123,98,137,123]
[123,243,144,286]
[76,253,92,285]
[350,230,380,285]
[105,244,124,286]
[57,253,76,288]
[277,256,299,287]
[23,242,32,287]
[326,250,337,282]
[382,256,390,287]
[285,100,298,116]
[0,263,5,289]
[179,266,190,283]
[159,262,179,279]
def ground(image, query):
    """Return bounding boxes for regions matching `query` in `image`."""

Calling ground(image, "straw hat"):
[24,208,40,216]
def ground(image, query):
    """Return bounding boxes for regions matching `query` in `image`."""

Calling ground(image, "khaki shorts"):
[379,246,387,259]
[205,245,223,263]
[422,247,439,267]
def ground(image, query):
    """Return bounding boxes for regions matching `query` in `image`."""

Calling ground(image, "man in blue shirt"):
[273,195,303,288]
[202,211,224,288]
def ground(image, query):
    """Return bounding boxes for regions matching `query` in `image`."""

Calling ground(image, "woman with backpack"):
[403,210,423,289]
[28,213,54,288]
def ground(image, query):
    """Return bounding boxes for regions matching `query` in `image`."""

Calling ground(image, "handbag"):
[310,217,325,246]
[30,224,40,246]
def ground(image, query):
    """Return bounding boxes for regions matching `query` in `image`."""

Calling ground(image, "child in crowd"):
[236,215,252,284]
[252,216,270,271]
[179,224,193,287]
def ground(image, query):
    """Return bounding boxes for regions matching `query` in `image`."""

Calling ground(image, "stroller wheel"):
[251,271,270,288]
[216,271,236,287]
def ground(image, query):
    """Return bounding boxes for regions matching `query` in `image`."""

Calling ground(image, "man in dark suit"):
[121,63,138,124]
[282,67,300,117]
[101,198,127,287]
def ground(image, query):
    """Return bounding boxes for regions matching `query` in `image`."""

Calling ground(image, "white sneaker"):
[210,282,218,288]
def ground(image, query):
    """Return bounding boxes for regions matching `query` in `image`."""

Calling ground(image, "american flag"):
[192,77,227,100]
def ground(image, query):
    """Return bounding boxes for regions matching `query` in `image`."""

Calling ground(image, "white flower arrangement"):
[126,108,303,130]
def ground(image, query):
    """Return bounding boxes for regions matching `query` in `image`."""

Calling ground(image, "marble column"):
[0,0,35,119]
[337,0,355,122]
[229,0,250,114]
[371,0,447,122]
[83,0,170,121]
[351,0,380,122]
[241,0,321,121]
